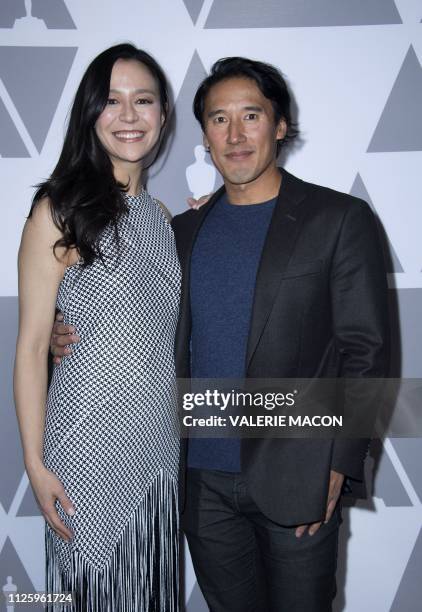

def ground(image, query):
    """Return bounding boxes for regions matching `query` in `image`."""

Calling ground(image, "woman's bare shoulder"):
[26,197,60,235]
[21,197,74,265]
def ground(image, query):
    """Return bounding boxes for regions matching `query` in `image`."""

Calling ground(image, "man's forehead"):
[204,77,271,110]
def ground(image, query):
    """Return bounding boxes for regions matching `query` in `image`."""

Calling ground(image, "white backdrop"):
[1,1,421,610]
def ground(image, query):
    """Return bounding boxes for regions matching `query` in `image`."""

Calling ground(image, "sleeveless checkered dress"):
[43,191,181,611]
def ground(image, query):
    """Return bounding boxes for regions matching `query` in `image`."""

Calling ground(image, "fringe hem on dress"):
[45,470,179,612]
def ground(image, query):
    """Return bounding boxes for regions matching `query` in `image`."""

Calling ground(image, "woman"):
[14,44,180,611]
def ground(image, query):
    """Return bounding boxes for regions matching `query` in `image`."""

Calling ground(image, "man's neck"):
[225,166,282,205]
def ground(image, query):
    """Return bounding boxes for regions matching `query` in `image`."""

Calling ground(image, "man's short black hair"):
[193,56,298,153]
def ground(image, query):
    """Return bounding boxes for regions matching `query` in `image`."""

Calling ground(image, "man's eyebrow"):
[207,105,264,118]
[244,105,264,112]
[109,88,157,95]
[207,109,225,118]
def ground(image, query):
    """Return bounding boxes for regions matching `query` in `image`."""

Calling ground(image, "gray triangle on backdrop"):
[0,538,43,611]
[0,0,26,27]
[32,0,76,29]
[394,289,422,378]
[390,527,422,611]
[0,0,76,30]
[390,439,422,503]
[369,440,412,507]
[350,174,403,272]
[0,297,28,514]
[0,47,77,153]
[368,46,422,152]
[0,98,30,157]
[205,0,401,28]
[182,0,206,25]
[186,582,209,612]
[16,482,42,518]
[148,52,221,216]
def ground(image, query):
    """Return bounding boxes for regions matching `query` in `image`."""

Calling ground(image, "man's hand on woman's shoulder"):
[187,194,212,210]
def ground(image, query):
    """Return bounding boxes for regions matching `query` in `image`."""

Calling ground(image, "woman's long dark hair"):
[30,44,169,266]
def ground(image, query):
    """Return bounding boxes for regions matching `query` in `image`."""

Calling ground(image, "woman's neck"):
[113,162,143,195]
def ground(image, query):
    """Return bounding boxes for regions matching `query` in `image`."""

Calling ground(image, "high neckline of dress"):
[124,190,146,205]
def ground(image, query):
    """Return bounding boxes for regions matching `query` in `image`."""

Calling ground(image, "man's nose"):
[227,119,245,144]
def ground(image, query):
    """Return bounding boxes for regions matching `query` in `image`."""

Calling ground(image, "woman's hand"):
[28,463,75,542]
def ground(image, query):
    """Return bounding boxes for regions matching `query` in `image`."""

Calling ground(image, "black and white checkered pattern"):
[43,190,181,575]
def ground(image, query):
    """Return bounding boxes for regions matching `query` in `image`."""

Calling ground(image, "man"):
[172,57,389,612]
[52,57,389,611]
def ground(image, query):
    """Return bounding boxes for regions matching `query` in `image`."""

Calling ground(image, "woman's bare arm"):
[14,198,75,540]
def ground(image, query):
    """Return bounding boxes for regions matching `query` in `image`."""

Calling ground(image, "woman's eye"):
[245,113,258,120]
[136,98,153,105]
[106,98,118,105]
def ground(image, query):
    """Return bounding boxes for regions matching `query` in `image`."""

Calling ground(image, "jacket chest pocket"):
[282,259,323,280]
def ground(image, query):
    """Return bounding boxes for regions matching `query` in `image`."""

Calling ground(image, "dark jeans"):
[182,468,340,612]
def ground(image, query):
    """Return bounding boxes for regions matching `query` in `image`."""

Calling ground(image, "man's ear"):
[276,118,287,142]
[203,133,209,151]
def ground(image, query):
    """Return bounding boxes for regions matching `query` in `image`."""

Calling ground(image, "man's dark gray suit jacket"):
[171,168,390,526]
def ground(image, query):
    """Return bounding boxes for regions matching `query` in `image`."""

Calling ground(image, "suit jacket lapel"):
[245,169,309,370]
